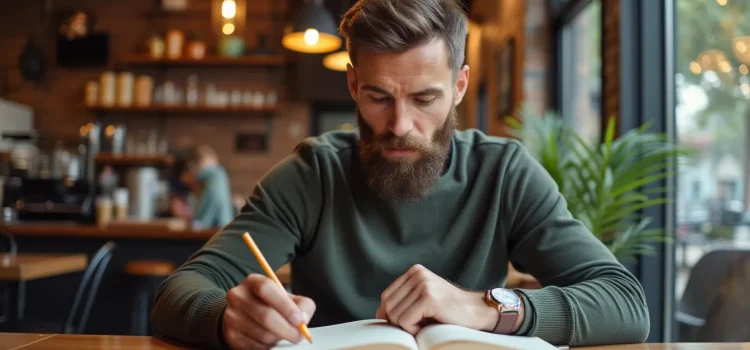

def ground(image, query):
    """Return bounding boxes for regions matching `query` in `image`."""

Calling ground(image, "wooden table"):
[0,254,88,332]
[0,254,87,281]
[0,333,747,349]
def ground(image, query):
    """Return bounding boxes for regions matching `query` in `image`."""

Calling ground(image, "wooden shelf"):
[88,105,278,114]
[95,153,174,166]
[119,54,287,67]
[0,223,216,240]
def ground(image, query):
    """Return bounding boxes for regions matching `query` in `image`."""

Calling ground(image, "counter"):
[0,222,293,335]
[0,223,217,240]
[0,222,219,335]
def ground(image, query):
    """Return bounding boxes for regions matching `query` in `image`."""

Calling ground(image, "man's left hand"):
[375,264,522,335]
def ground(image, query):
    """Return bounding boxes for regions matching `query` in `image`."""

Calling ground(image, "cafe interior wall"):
[460,0,531,137]
[0,0,314,196]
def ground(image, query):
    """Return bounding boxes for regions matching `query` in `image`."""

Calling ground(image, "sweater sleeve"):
[151,143,323,349]
[503,142,650,347]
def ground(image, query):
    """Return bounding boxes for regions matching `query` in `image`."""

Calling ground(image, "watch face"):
[491,288,520,307]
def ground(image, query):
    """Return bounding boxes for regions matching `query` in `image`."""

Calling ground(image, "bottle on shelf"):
[165,29,184,60]
[117,72,135,107]
[99,71,116,107]
[186,74,199,107]
[85,80,98,107]
[134,75,154,107]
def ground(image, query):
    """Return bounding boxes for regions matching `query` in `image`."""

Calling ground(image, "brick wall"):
[0,0,309,196]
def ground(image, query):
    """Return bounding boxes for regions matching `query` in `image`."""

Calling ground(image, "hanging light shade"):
[323,50,351,71]
[282,0,341,54]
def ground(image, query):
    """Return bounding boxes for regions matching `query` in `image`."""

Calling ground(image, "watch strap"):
[493,310,519,334]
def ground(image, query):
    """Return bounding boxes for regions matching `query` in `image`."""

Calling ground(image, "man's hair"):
[339,0,468,72]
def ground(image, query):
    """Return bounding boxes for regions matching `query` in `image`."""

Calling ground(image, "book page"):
[272,319,419,350]
[415,324,558,350]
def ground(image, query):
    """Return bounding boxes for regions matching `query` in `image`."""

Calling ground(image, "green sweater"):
[151,130,649,348]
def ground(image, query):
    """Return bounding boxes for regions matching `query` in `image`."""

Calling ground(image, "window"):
[673,0,750,342]
[560,0,602,145]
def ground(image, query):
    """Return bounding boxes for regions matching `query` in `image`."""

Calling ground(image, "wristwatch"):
[484,288,521,334]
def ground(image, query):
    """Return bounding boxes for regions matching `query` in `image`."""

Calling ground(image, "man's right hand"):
[223,274,316,349]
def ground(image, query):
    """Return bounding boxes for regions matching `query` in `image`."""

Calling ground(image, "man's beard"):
[358,105,457,202]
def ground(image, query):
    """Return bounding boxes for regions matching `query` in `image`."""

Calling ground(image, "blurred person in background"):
[171,144,234,229]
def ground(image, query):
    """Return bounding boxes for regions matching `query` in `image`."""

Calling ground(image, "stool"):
[125,260,175,336]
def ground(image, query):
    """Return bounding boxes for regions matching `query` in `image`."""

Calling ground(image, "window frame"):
[619,0,676,342]
[550,0,676,342]
[549,0,605,144]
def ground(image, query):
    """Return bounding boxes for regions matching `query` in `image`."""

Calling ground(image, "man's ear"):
[453,65,470,105]
[347,64,358,101]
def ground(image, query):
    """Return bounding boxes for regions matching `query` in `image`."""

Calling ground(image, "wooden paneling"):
[461,0,528,137]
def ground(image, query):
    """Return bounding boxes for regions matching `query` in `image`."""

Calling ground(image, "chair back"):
[678,248,750,341]
[63,241,116,334]
[0,231,16,256]
[697,255,750,341]
[0,231,16,325]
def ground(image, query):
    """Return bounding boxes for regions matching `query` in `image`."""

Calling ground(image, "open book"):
[273,319,559,350]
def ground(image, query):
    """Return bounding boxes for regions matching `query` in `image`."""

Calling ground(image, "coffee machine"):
[1,176,94,223]
[0,123,99,224]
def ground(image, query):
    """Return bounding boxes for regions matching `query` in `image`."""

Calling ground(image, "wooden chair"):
[124,260,175,336]
[0,231,17,326]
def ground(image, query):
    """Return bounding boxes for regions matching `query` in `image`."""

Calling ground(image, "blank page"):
[273,319,419,350]
[416,324,558,350]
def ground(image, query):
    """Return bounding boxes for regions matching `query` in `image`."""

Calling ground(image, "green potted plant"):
[506,107,693,263]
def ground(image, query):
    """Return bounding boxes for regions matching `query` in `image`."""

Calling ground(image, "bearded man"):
[151,0,650,349]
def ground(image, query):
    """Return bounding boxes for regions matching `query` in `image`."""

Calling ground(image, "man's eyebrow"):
[410,87,444,97]
[361,84,390,95]
[361,85,444,97]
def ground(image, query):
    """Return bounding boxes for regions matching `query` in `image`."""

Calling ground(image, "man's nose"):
[389,100,414,137]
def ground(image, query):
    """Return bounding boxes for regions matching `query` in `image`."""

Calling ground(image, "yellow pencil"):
[242,232,313,344]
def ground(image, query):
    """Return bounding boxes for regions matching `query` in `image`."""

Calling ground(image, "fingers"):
[291,294,316,322]
[397,292,434,335]
[225,274,304,343]
[380,265,429,320]
[224,307,281,347]
[387,284,423,328]
[245,274,307,325]
[379,265,438,335]
[381,264,424,301]
[382,275,418,317]
[375,304,386,320]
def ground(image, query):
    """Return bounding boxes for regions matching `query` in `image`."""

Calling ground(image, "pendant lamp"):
[282,0,341,54]
[323,50,351,71]
[323,0,353,71]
